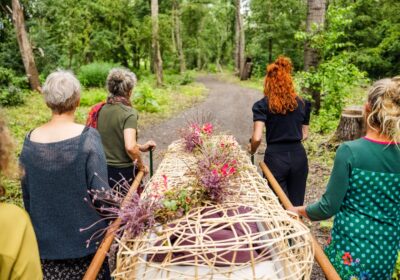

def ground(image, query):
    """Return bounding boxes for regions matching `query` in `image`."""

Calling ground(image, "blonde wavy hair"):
[367,76,400,143]
[0,115,14,197]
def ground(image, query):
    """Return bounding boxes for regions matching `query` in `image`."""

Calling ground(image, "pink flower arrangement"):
[197,139,239,203]
[202,123,213,135]
[181,122,214,152]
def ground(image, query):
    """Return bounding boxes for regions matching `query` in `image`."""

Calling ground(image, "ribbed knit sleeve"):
[84,128,109,192]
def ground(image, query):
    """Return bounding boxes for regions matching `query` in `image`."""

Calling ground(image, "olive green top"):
[97,103,138,168]
[0,203,42,280]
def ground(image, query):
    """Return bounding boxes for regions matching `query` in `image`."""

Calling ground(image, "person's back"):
[324,138,400,279]
[21,127,109,259]
[19,71,111,279]
[250,56,311,206]
[0,116,42,280]
[97,103,138,168]
[292,76,400,279]
[0,203,42,280]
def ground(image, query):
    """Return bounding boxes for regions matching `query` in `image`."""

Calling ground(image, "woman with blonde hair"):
[249,56,311,206]
[289,77,400,279]
[0,116,42,279]
[20,70,111,279]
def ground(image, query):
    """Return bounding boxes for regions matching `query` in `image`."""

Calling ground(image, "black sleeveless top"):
[252,96,311,145]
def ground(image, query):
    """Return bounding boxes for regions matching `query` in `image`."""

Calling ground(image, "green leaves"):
[163,199,178,211]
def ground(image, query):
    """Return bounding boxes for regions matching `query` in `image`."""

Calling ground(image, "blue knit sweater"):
[20,127,110,260]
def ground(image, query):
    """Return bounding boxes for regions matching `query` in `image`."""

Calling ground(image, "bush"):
[0,86,25,107]
[0,67,29,89]
[180,72,194,85]
[295,54,366,133]
[78,62,121,88]
[134,82,160,113]
[0,67,15,86]
[80,88,107,107]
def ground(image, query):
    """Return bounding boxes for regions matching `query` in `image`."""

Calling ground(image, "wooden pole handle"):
[83,170,145,280]
[259,161,341,280]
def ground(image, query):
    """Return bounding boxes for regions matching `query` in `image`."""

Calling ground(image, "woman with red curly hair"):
[249,56,311,206]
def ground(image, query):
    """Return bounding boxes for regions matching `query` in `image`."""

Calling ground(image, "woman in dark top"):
[20,71,111,280]
[249,56,311,206]
[289,77,400,279]
[95,68,156,191]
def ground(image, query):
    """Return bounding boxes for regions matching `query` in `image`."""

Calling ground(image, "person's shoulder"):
[84,126,101,140]
[116,104,137,118]
[342,138,366,150]
[336,138,367,158]
[296,96,311,107]
[252,97,268,109]
[0,203,31,228]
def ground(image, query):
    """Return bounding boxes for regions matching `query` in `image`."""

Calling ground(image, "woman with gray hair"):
[289,77,400,279]
[20,70,111,279]
[92,68,156,192]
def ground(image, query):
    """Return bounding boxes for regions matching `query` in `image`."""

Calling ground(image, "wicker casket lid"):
[114,134,314,280]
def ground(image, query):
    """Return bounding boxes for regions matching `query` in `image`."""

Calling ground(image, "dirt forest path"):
[139,75,262,169]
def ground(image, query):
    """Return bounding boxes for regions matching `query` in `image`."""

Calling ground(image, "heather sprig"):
[82,177,160,243]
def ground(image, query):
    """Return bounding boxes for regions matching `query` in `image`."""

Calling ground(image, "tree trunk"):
[11,0,40,91]
[234,0,245,76]
[151,0,163,86]
[326,106,365,149]
[172,0,186,73]
[304,0,326,112]
[304,0,326,71]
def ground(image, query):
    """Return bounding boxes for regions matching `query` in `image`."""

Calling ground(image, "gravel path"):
[139,75,262,168]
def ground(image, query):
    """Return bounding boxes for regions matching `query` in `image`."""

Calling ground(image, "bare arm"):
[250,121,265,154]
[123,128,145,170]
[287,205,310,219]
[302,125,309,141]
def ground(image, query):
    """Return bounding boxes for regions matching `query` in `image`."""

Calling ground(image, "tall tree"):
[11,0,40,91]
[172,0,186,73]
[304,0,326,111]
[151,0,163,86]
[304,0,326,70]
[234,0,245,76]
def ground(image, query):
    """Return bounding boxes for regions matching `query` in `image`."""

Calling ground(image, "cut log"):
[334,106,365,141]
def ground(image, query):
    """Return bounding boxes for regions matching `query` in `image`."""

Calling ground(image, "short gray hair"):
[106,68,137,98]
[42,70,81,114]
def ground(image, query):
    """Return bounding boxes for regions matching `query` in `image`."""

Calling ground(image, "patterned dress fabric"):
[41,254,110,280]
[326,168,400,279]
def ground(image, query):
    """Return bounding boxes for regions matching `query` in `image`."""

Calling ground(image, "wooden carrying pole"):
[259,161,341,280]
[83,171,145,280]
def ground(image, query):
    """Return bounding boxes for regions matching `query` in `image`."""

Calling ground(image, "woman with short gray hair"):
[20,70,111,279]
[89,68,156,192]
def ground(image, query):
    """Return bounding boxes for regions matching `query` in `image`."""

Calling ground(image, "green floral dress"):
[306,138,400,280]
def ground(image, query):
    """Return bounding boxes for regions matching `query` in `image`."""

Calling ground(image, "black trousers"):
[107,165,142,196]
[264,143,308,206]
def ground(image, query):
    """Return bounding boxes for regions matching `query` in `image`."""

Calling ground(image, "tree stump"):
[327,106,365,149]
[240,57,253,81]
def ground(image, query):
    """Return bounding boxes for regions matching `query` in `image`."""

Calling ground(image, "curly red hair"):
[264,56,298,114]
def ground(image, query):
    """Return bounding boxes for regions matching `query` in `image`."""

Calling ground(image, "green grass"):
[0,76,207,206]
